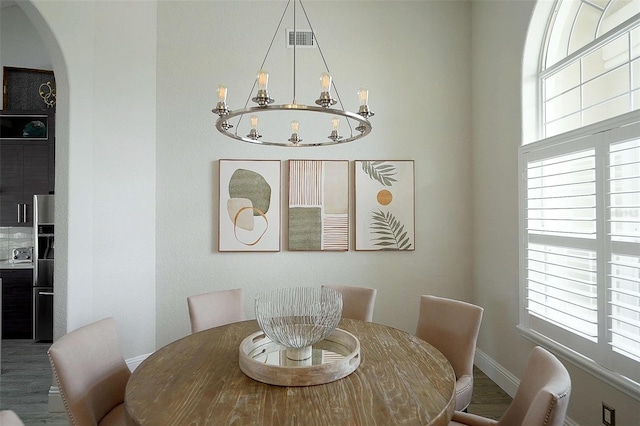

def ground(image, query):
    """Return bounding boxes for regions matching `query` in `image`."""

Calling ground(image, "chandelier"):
[212,0,374,147]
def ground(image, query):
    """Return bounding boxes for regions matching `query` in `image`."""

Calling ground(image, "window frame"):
[518,110,640,401]
[538,4,640,139]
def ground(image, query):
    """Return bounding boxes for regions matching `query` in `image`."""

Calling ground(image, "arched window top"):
[544,0,639,69]
[539,0,639,138]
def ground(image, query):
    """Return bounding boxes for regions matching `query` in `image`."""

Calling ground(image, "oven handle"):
[38,292,55,296]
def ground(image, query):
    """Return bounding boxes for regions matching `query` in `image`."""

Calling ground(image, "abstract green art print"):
[219,160,281,251]
[355,160,415,251]
[288,160,349,251]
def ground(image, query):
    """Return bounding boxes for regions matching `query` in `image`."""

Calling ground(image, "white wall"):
[471,1,640,425]
[21,0,157,358]
[0,4,51,95]
[155,0,473,346]
[14,0,472,360]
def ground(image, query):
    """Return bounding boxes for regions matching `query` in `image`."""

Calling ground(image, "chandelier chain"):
[235,0,293,138]
[298,1,354,135]
[293,0,297,104]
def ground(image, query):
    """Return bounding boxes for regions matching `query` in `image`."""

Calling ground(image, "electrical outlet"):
[602,402,615,426]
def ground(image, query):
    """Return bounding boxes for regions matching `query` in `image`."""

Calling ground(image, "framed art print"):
[219,160,281,251]
[288,160,349,251]
[355,160,415,251]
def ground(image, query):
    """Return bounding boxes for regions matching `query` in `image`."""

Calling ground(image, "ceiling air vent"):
[287,29,315,48]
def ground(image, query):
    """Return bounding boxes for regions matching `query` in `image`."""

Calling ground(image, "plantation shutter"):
[523,136,601,358]
[520,119,640,384]
[607,126,640,382]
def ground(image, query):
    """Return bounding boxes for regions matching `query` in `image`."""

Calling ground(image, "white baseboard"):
[126,353,151,372]
[474,348,519,398]
[474,348,578,426]
[47,386,65,413]
[48,353,152,412]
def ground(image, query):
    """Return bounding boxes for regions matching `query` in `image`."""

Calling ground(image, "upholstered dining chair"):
[416,295,484,412]
[47,317,131,426]
[0,410,25,426]
[449,346,571,426]
[322,285,377,322]
[187,288,245,333]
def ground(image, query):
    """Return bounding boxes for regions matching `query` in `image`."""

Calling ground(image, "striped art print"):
[288,160,349,251]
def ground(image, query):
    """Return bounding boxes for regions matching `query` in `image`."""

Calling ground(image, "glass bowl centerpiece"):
[255,287,343,361]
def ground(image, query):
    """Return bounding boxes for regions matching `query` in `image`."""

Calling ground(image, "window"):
[540,0,639,138]
[520,116,640,389]
[520,0,640,399]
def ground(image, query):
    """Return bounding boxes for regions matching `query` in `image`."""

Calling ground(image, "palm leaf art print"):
[369,209,412,250]
[361,161,397,186]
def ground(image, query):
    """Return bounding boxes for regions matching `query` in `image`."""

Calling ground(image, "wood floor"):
[468,365,513,420]
[1,339,512,425]
[1,340,67,425]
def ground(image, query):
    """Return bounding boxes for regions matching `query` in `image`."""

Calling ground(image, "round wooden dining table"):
[125,319,456,425]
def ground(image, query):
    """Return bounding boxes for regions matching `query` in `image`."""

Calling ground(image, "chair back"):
[322,285,377,322]
[48,317,131,426]
[416,295,483,381]
[0,410,25,426]
[187,288,244,333]
[498,346,571,426]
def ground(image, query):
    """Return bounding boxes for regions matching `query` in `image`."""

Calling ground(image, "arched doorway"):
[0,0,69,418]
[8,0,70,340]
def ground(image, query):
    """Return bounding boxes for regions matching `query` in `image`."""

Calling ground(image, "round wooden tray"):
[238,328,360,386]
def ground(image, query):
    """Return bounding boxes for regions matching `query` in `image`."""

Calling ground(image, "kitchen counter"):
[0,260,34,269]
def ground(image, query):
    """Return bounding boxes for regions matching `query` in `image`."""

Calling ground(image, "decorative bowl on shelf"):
[255,287,342,361]
[22,120,46,138]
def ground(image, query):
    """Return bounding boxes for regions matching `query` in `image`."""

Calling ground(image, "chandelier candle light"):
[213,0,374,147]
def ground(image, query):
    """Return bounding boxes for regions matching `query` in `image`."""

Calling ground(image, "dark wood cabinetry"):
[0,110,54,226]
[1,269,33,339]
[0,143,50,226]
